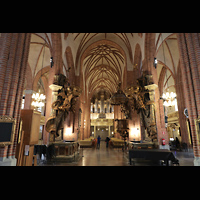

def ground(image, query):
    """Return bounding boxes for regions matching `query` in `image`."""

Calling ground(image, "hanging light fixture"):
[31,92,46,108]
[31,36,46,110]
[162,91,177,107]
[160,34,177,107]
[154,57,157,69]
[162,68,177,107]
[110,82,128,105]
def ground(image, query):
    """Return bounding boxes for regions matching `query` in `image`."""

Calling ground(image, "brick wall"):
[0,33,31,159]
[177,33,200,157]
[43,33,62,144]
[144,33,168,146]
[175,62,190,145]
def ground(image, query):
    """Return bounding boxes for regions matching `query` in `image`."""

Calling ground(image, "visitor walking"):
[97,135,101,149]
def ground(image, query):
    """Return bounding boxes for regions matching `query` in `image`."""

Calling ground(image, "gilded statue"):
[45,74,82,138]
[124,73,157,141]
[124,79,147,114]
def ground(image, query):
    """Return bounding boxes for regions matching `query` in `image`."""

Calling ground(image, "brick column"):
[43,67,58,145]
[177,33,200,165]
[144,33,168,148]
[83,99,91,139]
[0,33,31,165]
[175,65,190,146]
[43,33,63,145]
[151,67,168,148]
[24,90,34,109]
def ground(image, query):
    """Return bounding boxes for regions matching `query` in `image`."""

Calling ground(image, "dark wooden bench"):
[129,149,179,166]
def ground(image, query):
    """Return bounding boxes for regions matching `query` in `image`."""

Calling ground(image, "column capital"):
[49,84,62,92]
[144,83,158,91]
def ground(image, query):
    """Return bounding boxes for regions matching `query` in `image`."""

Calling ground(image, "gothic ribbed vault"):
[83,43,125,96]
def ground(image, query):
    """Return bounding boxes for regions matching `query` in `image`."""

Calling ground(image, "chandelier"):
[31,92,46,108]
[160,34,177,107]
[31,36,46,110]
[162,91,176,107]
[110,82,128,105]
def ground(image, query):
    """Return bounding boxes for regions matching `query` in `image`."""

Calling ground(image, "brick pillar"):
[43,33,63,145]
[175,65,190,146]
[114,105,123,139]
[80,100,85,140]
[151,67,168,148]
[82,97,91,139]
[177,33,200,165]
[24,90,34,109]
[0,33,31,165]
[73,96,80,141]
[144,33,168,148]
[43,66,55,145]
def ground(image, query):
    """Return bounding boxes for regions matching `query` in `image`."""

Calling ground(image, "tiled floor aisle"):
[172,150,194,166]
[40,142,130,166]
[39,143,195,166]
[78,142,130,166]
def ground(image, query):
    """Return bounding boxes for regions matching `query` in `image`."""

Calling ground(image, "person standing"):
[105,136,110,148]
[97,135,101,149]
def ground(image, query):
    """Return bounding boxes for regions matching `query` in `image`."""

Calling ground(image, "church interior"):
[0,33,199,166]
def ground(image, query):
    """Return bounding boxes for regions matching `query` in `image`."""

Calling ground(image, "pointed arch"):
[144,33,156,74]
[133,43,142,78]
[25,62,33,90]
[65,46,75,84]
[32,66,50,93]
[51,33,62,74]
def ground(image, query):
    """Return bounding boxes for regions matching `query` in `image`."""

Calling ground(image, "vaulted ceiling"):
[155,33,179,94]
[26,33,180,101]
[69,33,141,98]
[27,33,51,93]
[67,33,143,73]
[72,33,134,61]
[29,33,51,78]
[84,43,125,96]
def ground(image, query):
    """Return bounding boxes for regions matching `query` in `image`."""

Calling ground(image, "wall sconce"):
[84,119,86,128]
[154,57,157,69]
[130,127,140,139]
[50,57,54,68]
[64,127,72,136]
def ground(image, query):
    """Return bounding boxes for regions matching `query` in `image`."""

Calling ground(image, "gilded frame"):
[17,118,23,143]
[186,119,192,145]
[0,115,16,147]
[195,118,200,144]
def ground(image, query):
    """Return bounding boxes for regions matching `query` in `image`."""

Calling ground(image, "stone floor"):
[78,143,130,166]
[172,150,194,166]
[39,142,195,166]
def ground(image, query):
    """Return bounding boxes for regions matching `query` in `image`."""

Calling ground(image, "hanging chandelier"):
[110,82,128,105]
[31,92,46,108]
[162,91,176,107]
[160,34,177,107]
[31,36,46,110]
